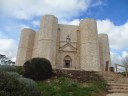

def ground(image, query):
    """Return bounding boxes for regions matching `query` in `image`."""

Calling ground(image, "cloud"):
[0,0,91,20]
[91,0,105,7]
[97,19,128,50]
[0,0,127,65]
[110,52,122,65]
[122,51,128,58]
[0,30,8,39]
[97,19,128,66]
[0,0,105,20]
[60,19,80,25]
[1,21,30,40]
[0,39,18,61]
[32,20,40,26]
[110,51,128,67]
[0,24,29,62]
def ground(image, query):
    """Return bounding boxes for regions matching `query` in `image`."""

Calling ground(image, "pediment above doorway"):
[59,43,77,52]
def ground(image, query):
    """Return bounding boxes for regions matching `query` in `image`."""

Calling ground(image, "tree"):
[122,56,128,67]
[0,54,15,65]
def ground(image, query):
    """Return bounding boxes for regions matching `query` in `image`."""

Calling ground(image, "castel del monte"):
[16,15,111,72]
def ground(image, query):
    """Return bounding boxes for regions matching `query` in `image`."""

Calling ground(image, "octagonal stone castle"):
[16,15,111,71]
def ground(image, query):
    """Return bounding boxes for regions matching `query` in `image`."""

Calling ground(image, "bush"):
[0,70,35,96]
[23,58,53,80]
[0,91,8,96]
[0,65,16,72]
[16,66,24,75]
[6,71,21,78]
[18,78,40,96]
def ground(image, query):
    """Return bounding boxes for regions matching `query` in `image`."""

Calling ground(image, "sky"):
[0,0,128,66]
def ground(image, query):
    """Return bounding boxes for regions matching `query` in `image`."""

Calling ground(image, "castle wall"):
[36,15,58,68]
[79,19,101,71]
[56,24,79,69]
[16,28,35,66]
[98,34,111,71]
[32,32,39,57]
[59,24,78,43]
[16,15,111,72]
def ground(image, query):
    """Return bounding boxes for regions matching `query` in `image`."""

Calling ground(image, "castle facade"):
[16,15,111,71]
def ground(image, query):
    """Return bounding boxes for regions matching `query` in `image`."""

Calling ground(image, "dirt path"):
[106,93,128,96]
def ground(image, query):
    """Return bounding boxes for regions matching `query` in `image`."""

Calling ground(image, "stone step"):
[102,72,128,94]
[103,74,123,77]
[104,78,122,81]
[106,78,128,82]
[108,86,128,90]
[107,81,128,84]
[106,93,128,96]
[103,74,123,78]
[104,77,123,79]
[108,83,128,86]
[108,89,128,93]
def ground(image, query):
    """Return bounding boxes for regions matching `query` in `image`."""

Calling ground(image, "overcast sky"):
[0,0,128,66]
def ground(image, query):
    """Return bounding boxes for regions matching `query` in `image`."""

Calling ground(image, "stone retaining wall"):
[54,68,103,82]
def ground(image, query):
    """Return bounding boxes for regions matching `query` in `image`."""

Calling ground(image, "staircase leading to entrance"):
[103,72,128,93]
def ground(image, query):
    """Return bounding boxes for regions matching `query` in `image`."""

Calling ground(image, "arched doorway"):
[63,55,72,68]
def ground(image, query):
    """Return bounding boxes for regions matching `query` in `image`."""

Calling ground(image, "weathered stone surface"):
[99,34,111,71]
[16,28,35,66]
[107,93,128,96]
[16,15,111,71]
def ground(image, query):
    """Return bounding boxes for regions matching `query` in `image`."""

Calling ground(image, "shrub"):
[0,65,16,72]
[23,58,53,80]
[18,78,40,96]
[16,66,24,75]
[6,71,21,78]
[0,91,8,96]
[0,70,34,96]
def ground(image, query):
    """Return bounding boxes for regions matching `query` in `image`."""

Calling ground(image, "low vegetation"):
[0,58,107,96]
[0,65,16,72]
[38,76,107,96]
[0,65,40,96]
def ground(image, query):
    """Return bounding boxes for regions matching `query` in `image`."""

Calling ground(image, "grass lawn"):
[37,76,107,96]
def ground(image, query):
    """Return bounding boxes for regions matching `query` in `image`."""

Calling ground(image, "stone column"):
[79,19,101,71]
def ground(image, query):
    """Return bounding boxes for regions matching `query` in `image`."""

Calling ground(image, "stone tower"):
[16,15,111,72]
[98,34,111,71]
[33,15,58,68]
[16,28,35,66]
[79,19,100,71]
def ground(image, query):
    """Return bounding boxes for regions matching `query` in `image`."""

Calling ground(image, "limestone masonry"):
[16,15,111,71]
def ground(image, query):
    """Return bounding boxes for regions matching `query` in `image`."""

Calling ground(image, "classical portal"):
[16,15,111,71]
[64,55,72,68]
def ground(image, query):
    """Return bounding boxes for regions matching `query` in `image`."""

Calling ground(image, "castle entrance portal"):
[64,55,72,68]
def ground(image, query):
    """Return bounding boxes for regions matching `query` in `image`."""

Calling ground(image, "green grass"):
[37,76,107,96]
